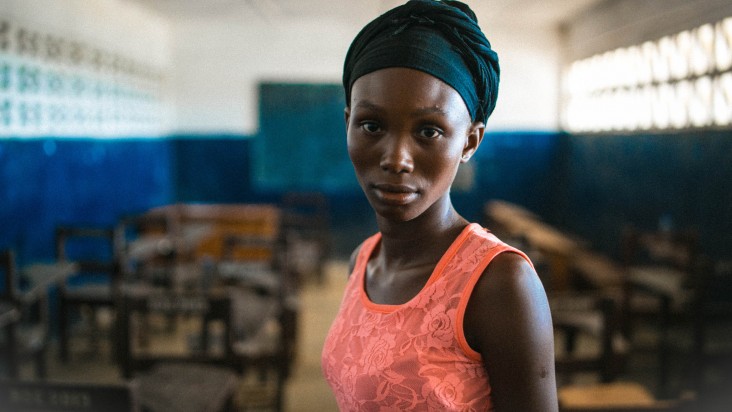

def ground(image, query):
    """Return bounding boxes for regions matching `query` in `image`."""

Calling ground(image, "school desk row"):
[1,198,330,412]
[484,199,732,409]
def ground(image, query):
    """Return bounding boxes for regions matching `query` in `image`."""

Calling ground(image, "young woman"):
[322,1,557,410]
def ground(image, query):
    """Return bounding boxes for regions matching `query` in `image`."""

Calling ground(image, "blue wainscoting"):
[465,130,565,222]
[558,130,732,260]
[0,138,174,264]
[172,135,254,203]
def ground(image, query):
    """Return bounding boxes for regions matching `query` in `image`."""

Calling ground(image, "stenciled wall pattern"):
[0,19,169,138]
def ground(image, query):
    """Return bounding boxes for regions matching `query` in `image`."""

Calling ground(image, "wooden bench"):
[484,200,586,290]
[569,249,626,291]
[0,379,138,412]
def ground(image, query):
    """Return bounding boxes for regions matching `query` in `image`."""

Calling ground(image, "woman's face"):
[346,67,483,222]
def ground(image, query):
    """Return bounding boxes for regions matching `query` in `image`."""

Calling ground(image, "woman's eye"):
[419,127,442,139]
[360,122,381,134]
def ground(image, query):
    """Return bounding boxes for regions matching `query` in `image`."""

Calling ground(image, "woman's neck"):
[374,200,468,269]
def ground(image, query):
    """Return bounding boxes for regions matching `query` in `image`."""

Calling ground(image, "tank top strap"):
[450,225,534,359]
[351,233,381,279]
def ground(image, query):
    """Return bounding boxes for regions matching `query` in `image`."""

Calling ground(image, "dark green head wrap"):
[343,0,500,124]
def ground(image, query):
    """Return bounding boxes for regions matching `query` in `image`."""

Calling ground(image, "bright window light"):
[563,16,732,132]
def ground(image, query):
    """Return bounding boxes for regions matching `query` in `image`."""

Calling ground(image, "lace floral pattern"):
[322,224,524,411]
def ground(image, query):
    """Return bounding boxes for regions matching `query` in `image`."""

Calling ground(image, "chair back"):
[620,225,698,272]
[115,212,182,290]
[215,229,299,411]
[118,288,232,379]
[552,293,627,383]
[54,226,119,290]
[281,192,330,283]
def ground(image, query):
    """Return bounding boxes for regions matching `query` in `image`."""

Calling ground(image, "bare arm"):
[464,252,558,412]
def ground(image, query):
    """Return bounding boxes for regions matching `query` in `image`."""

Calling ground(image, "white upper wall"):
[170,12,361,134]
[488,25,561,132]
[2,0,170,66]
[168,2,563,135]
[2,0,172,137]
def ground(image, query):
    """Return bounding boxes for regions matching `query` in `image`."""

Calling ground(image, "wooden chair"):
[0,250,51,379]
[281,192,330,285]
[115,212,180,290]
[619,224,700,397]
[0,379,139,412]
[547,247,630,384]
[54,225,120,363]
[689,256,732,395]
[215,232,299,412]
[118,288,239,412]
[552,292,629,385]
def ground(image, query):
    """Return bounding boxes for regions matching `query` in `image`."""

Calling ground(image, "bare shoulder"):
[471,252,545,311]
[465,252,550,348]
[465,251,558,412]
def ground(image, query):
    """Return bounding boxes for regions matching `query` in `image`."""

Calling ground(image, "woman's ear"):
[461,121,485,163]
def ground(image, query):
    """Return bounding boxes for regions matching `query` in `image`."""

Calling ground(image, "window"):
[563,17,732,133]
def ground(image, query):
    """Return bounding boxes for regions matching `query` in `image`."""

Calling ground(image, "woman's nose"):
[379,136,414,173]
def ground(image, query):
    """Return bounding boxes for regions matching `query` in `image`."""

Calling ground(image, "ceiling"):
[123,0,604,29]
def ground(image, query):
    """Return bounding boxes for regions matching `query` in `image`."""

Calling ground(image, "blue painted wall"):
[556,131,732,261]
[467,131,565,222]
[254,83,355,193]
[0,138,174,264]
[173,135,254,203]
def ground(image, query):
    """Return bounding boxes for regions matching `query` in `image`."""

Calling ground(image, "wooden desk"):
[145,203,281,260]
[517,220,584,290]
[628,266,687,300]
[123,225,213,262]
[118,287,235,378]
[484,200,540,223]
[216,261,280,293]
[484,200,586,290]
[484,200,542,239]
[571,250,625,289]
[17,262,79,303]
[0,302,20,329]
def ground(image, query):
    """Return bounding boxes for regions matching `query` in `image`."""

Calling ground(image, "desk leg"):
[5,323,18,378]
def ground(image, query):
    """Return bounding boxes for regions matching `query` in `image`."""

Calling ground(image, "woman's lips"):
[372,183,418,205]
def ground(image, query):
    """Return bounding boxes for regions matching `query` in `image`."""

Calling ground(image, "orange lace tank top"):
[321,223,531,411]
